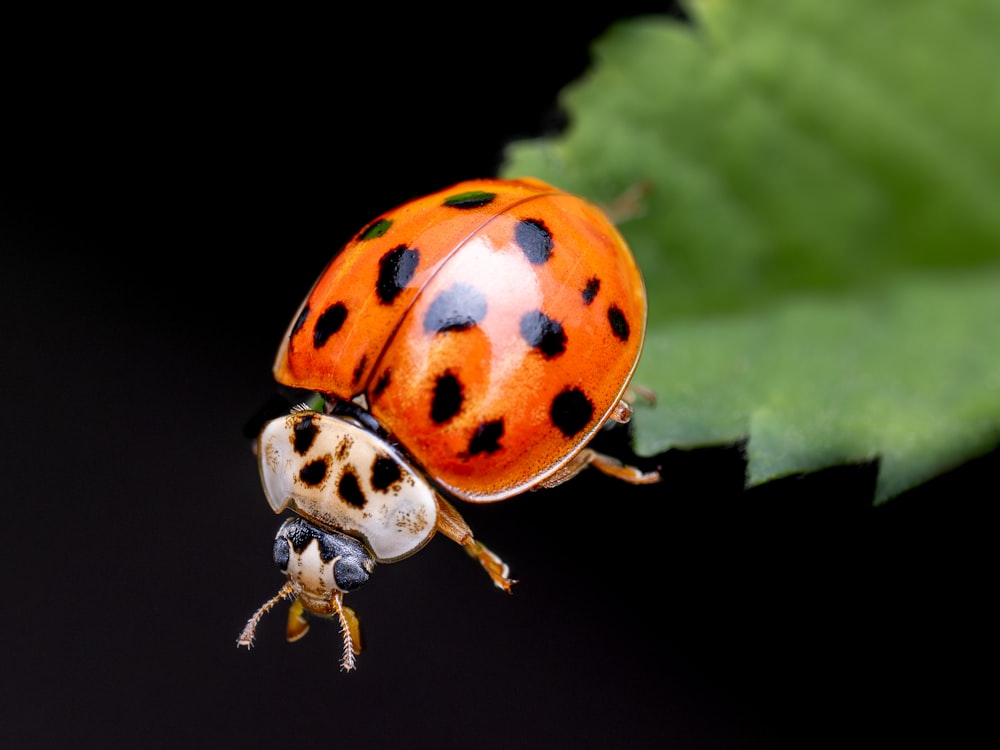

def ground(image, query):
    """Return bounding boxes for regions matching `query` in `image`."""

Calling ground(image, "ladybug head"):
[238,516,375,671]
[272,516,375,602]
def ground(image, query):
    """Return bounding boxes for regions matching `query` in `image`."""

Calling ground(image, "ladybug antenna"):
[237,581,296,648]
[331,592,359,672]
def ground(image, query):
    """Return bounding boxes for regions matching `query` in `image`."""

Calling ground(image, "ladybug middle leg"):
[434,497,517,593]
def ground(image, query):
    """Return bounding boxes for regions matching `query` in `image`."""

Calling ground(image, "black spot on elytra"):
[291,305,310,337]
[299,457,330,486]
[372,369,391,400]
[371,455,402,492]
[468,419,504,456]
[314,302,347,348]
[607,304,630,342]
[352,355,367,386]
[431,371,463,423]
[377,245,420,304]
[338,469,366,508]
[443,190,497,209]
[424,283,487,333]
[550,387,593,437]
[292,414,319,455]
[582,277,600,305]
[520,310,566,358]
[515,218,553,264]
[358,217,392,241]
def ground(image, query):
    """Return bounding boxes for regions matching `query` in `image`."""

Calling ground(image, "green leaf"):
[500,0,1000,503]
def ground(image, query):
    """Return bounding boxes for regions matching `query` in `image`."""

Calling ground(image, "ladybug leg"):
[581,448,661,484]
[285,596,311,642]
[609,391,657,425]
[288,593,363,671]
[435,496,517,593]
[581,396,659,484]
[624,385,657,408]
[539,448,661,488]
[609,399,634,423]
[601,179,653,224]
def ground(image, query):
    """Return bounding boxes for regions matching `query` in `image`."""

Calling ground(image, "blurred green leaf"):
[501,0,1000,502]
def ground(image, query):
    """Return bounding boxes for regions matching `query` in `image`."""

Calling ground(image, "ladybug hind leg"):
[539,445,660,489]
[577,396,660,484]
[435,497,517,593]
[576,448,661,484]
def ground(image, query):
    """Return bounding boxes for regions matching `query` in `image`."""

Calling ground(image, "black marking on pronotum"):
[377,245,420,304]
[424,283,487,333]
[468,419,504,456]
[582,277,600,305]
[314,302,348,348]
[358,217,393,241]
[282,519,315,553]
[338,469,366,508]
[371,454,402,492]
[520,310,566,358]
[299,457,330,486]
[319,534,350,564]
[607,304,630,342]
[335,435,352,461]
[443,190,497,209]
[550,387,594,437]
[291,305,310,337]
[279,518,369,571]
[431,371,463,423]
[515,218,553,264]
[292,414,320,455]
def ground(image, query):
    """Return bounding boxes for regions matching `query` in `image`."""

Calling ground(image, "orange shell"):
[273,178,647,502]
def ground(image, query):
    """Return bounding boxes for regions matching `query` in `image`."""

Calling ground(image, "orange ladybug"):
[239,178,659,669]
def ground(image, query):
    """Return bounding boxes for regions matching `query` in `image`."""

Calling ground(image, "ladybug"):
[238,178,660,669]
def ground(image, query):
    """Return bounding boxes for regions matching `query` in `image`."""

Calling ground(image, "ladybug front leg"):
[435,496,517,593]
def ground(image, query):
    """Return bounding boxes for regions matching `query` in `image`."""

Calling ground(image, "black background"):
[1,5,993,748]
